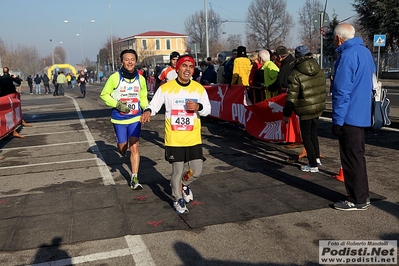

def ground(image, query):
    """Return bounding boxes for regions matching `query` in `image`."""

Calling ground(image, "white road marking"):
[0,158,96,170]
[67,95,115,185]
[125,235,156,266]
[19,130,85,137]
[31,248,132,266]
[0,141,88,151]
[8,97,153,266]
[29,236,157,266]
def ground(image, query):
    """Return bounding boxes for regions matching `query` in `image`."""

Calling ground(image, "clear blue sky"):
[0,0,356,66]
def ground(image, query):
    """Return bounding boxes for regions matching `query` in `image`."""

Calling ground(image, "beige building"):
[114,31,188,66]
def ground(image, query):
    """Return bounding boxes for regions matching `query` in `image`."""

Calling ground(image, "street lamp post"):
[107,0,115,71]
[204,0,209,58]
[64,19,95,64]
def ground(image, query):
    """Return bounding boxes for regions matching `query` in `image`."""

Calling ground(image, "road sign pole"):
[377,46,380,80]
[373,34,386,80]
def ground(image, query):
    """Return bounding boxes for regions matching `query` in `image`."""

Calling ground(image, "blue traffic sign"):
[374,35,386,47]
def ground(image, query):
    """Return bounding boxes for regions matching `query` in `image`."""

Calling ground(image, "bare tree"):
[101,35,120,70]
[184,9,222,57]
[17,46,45,76]
[53,46,66,64]
[298,0,323,53]
[226,34,243,51]
[246,0,294,50]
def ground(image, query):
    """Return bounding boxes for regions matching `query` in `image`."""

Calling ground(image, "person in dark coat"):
[0,67,20,96]
[199,61,217,85]
[283,46,326,173]
[222,48,237,84]
[42,74,51,94]
[268,46,295,94]
[26,75,33,94]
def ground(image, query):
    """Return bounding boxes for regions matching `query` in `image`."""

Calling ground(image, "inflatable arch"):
[47,64,77,79]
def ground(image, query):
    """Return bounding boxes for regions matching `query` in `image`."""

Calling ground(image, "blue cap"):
[295,45,309,58]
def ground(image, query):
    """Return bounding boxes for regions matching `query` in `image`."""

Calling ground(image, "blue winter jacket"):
[332,37,375,127]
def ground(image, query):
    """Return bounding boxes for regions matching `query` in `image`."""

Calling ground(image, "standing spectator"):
[268,45,299,148]
[89,71,95,83]
[99,71,104,83]
[154,51,180,92]
[77,70,88,99]
[42,74,51,94]
[56,71,67,96]
[199,61,217,85]
[14,75,23,94]
[141,55,211,214]
[283,45,326,173]
[71,74,76,88]
[2,67,10,77]
[231,46,252,86]
[0,67,20,96]
[34,74,42,94]
[52,72,59,96]
[248,52,262,86]
[154,63,162,78]
[258,50,280,100]
[223,48,237,84]
[100,49,149,190]
[26,75,33,94]
[146,72,156,95]
[216,53,227,84]
[268,45,295,94]
[192,65,201,82]
[331,23,374,211]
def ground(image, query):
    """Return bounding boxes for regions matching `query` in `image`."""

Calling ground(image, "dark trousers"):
[339,124,369,204]
[28,84,33,93]
[44,84,51,93]
[80,84,86,98]
[53,83,59,96]
[299,117,320,167]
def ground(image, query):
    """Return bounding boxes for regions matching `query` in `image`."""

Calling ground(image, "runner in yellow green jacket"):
[100,49,148,190]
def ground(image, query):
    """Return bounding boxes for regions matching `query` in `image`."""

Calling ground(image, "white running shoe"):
[301,165,319,172]
[174,198,189,214]
[182,185,193,203]
[130,176,143,190]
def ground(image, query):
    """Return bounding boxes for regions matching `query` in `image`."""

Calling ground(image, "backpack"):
[371,74,391,130]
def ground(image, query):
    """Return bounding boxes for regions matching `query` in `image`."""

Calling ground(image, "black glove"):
[332,124,343,137]
[116,102,131,113]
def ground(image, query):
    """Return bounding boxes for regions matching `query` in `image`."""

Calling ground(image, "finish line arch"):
[48,64,77,79]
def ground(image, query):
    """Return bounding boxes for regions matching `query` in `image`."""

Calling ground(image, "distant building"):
[113,31,188,67]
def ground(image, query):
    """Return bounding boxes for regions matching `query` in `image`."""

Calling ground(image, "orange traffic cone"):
[333,166,344,182]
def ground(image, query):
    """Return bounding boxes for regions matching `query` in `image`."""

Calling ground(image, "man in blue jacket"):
[331,23,375,211]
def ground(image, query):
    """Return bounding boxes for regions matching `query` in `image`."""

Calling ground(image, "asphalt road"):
[0,82,398,266]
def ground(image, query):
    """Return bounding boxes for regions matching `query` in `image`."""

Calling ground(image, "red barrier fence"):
[205,84,301,143]
[0,93,22,140]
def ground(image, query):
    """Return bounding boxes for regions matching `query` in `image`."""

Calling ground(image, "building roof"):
[115,31,188,43]
[136,31,187,37]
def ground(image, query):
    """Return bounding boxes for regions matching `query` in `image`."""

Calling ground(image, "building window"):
[155,39,160,50]
[166,39,171,50]
[142,39,147,50]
